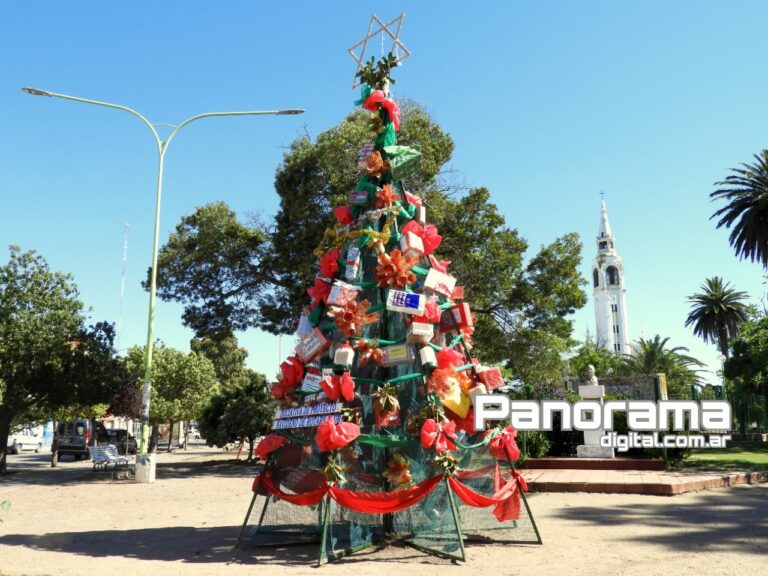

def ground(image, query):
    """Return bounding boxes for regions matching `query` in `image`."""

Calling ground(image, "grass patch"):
[679,442,768,472]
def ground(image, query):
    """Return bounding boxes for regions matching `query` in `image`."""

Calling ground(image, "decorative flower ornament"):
[383,453,413,489]
[307,278,331,309]
[353,339,385,367]
[375,249,417,289]
[402,221,442,255]
[330,298,379,337]
[374,183,399,208]
[334,205,354,226]
[254,434,287,460]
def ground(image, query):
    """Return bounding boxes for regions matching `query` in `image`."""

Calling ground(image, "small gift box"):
[424,268,457,298]
[416,206,427,225]
[419,346,438,370]
[440,303,473,332]
[326,280,360,307]
[295,328,330,363]
[386,289,425,315]
[380,344,415,367]
[357,144,375,167]
[300,372,323,394]
[345,246,361,281]
[399,231,425,260]
[334,343,355,370]
[469,383,489,407]
[349,190,369,206]
[478,366,505,390]
[372,383,401,428]
[407,322,434,344]
[383,145,421,181]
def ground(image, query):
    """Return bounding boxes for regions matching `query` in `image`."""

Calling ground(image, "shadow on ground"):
[554,484,768,556]
[0,524,442,566]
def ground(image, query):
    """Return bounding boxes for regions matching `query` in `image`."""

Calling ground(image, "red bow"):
[413,299,441,324]
[436,347,465,370]
[255,434,287,459]
[315,417,361,452]
[319,248,341,279]
[334,205,353,226]
[307,278,331,308]
[321,372,355,402]
[362,90,401,131]
[428,254,451,273]
[420,418,457,453]
[405,191,423,207]
[401,221,442,255]
[485,426,521,462]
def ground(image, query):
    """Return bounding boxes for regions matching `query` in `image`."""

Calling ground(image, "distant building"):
[592,200,631,354]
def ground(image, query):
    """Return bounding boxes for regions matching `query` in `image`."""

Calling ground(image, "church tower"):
[592,200,631,354]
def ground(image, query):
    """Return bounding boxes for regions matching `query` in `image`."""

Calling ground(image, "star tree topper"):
[348,13,411,88]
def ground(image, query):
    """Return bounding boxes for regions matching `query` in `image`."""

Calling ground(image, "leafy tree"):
[107,379,142,420]
[568,338,623,381]
[197,369,273,460]
[153,103,587,386]
[710,150,768,268]
[125,344,219,451]
[685,276,750,359]
[621,335,703,398]
[724,315,768,434]
[0,246,124,473]
[190,331,250,392]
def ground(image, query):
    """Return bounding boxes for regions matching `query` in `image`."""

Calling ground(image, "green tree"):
[153,103,587,385]
[190,331,250,392]
[0,246,124,473]
[197,369,273,461]
[621,335,703,398]
[568,338,623,381]
[685,276,749,359]
[125,344,219,452]
[724,315,768,434]
[710,150,768,268]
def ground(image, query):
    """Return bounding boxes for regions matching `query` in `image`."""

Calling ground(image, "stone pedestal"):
[135,454,156,483]
[576,384,614,458]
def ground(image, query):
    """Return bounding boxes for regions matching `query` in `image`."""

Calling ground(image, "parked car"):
[7,426,42,454]
[53,419,109,460]
[106,429,137,455]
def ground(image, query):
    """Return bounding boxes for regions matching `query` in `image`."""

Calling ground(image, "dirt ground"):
[0,448,765,576]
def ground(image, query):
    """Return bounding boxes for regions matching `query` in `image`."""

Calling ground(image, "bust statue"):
[585,364,599,385]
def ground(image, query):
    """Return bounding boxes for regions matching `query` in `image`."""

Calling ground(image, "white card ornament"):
[327,280,360,306]
[297,313,313,339]
[424,268,457,297]
[295,328,329,363]
[416,206,427,225]
[399,231,425,260]
[386,290,425,315]
[469,383,488,407]
[407,322,434,344]
[334,343,355,369]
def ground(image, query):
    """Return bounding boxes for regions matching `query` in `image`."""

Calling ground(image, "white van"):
[6,426,42,454]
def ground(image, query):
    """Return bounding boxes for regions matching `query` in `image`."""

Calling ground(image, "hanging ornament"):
[318,248,341,279]
[315,417,361,452]
[374,183,399,208]
[383,453,413,489]
[330,298,379,337]
[321,371,356,402]
[353,339,385,367]
[375,249,417,289]
[420,418,457,452]
[372,382,401,427]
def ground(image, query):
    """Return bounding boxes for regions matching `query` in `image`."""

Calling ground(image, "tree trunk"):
[167,419,175,452]
[149,424,159,453]
[51,419,58,468]
[0,408,11,475]
[718,326,729,360]
[247,435,254,462]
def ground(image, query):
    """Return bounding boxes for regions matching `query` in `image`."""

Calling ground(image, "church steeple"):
[592,199,631,354]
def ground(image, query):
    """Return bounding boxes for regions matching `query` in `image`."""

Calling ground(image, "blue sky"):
[2,2,767,387]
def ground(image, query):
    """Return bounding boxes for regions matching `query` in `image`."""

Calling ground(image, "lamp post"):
[23,87,303,482]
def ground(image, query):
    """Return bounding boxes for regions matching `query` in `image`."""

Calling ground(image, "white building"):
[592,200,631,354]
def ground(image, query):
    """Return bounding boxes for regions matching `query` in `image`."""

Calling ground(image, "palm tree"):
[710,150,768,268]
[622,335,703,398]
[685,276,749,360]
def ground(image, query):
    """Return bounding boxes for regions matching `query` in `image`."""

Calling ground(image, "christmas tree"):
[238,29,541,565]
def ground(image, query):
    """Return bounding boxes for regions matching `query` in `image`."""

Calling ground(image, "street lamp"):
[23,87,304,482]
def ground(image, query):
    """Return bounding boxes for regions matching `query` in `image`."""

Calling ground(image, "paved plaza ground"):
[0,446,765,576]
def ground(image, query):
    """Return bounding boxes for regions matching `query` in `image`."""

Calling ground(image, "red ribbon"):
[484,425,521,462]
[362,90,400,131]
[319,248,341,279]
[254,434,287,460]
[401,220,442,255]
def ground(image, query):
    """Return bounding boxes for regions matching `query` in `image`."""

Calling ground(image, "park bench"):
[88,444,129,471]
